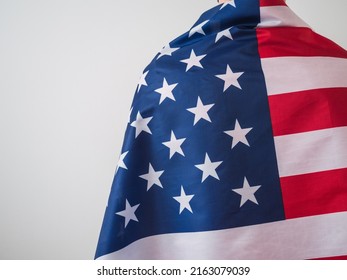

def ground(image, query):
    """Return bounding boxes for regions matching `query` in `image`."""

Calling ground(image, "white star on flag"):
[220,0,236,9]
[187,97,214,125]
[162,131,186,159]
[215,29,233,43]
[116,151,128,173]
[139,163,164,191]
[189,20,209,37]
[224,119,253,149]
[232,177,261,207]
[180,50,206,72]
[195,153,223,182]
[216,65,244,92]
[116,199,140,228]
[157,44,179,59]
[154,78,178,104]
[130,112,153,138]
[137,70,149,93]
[173,186,195,214]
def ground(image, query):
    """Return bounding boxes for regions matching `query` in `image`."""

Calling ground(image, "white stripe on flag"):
[274,126,347,177]
[97,211,347,260]
[259,6,310,28]
[261,57,347,95]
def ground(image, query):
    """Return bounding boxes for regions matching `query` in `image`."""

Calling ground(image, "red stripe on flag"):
[312,255,347,260]
[257,27,347,58]
[268,88,347,136]
[280,168,347,219]
[259,0,287,7]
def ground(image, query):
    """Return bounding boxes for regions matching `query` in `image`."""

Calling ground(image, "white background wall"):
[0,0,346,259]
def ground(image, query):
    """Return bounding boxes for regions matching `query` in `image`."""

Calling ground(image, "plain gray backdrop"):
[0,0,346,259]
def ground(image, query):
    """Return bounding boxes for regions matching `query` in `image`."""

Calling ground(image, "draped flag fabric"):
[95,0,347,259]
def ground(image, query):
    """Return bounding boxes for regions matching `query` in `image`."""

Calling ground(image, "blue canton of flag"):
[96,0,286,259]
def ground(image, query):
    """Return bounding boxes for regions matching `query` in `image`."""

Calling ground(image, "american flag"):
[95,0,347,259]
